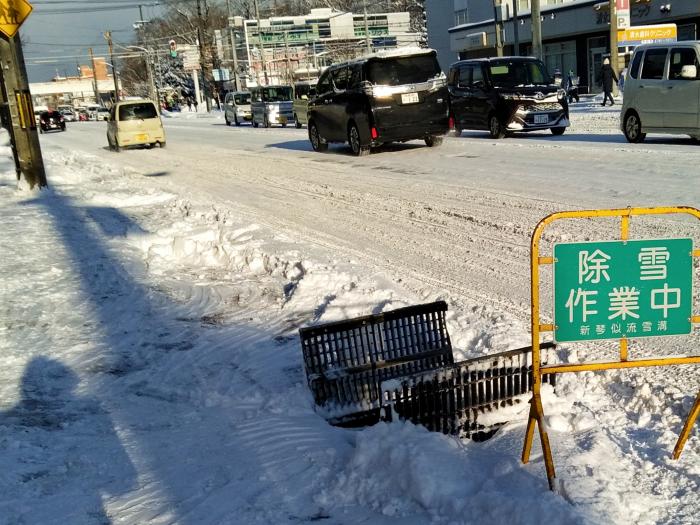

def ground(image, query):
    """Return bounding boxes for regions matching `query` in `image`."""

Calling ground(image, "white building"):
[226,8,420,86]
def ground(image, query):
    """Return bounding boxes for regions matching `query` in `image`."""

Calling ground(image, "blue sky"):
[21,1,163,82]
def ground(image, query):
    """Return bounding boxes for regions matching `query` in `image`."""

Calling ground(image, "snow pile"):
[318,420,589,524]
[1,108,699,525]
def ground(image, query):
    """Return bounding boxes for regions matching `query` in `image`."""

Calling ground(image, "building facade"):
[427,0,700,92]
[226,8,420,86]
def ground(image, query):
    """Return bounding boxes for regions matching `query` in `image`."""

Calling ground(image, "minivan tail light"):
[371,127,378,140]
[448,116,455,130]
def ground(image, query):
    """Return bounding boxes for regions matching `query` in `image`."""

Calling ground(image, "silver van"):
[621,41,700,142]
[250,85,294,128]
[224,91,251,126]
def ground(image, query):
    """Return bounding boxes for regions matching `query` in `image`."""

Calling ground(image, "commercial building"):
[427,0,700,93]
[224,8,421,87]
[30,57,120,107]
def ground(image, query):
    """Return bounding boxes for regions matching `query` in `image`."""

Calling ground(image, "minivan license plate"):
[401,93,419,104]
[534,114,549,124]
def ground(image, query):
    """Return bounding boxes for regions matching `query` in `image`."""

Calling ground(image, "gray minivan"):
[621,41,700,142]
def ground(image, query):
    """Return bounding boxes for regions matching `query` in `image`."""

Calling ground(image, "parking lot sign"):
[553,238,693,342]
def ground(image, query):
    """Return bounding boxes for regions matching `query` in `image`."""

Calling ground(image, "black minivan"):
[307,48,449,156]
[447,57,569,138]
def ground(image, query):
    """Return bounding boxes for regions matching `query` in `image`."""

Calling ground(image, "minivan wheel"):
[348,123,370,156]
[550,127,566,136]
[308,122,328,152]
[488,115,506,139]
[425,135,444,147]
[623,111,646,143]
[225,115,230,126]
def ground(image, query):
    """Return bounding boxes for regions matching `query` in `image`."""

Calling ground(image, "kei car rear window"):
[366,54,441,86]
[641,49,667,80]
[119,103,158,121]
[234,93,251,105]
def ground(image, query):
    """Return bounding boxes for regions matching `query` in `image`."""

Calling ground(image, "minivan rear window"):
[261,87,292,102]
[119,102,158,121]
[366,54,441,86]
[488,60,550,87]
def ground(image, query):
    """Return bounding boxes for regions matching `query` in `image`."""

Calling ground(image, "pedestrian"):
[186,97,192,112]
[193,98,199,112]
[601,57,617,107]
[618,67,627,94]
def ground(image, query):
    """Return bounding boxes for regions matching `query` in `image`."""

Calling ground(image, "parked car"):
[96,107,110,121]
[251,85,294,127]
[60,110,76,122]
[106,99,165,151]
[307,48,449,156]
[447,57,569,138]
[293,80,317,128]
[224,91,252,126]
[38,111,66,133]
[77,109,89,122]
[85,105,102,121]
[621,41,700,143]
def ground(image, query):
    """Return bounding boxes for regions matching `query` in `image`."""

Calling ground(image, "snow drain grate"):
[299,302,556,439]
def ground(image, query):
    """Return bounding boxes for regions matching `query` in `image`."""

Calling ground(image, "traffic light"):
[169,40,177,58]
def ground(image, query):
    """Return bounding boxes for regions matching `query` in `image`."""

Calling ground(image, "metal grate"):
[299,301,454,425]
[381,343,557,440]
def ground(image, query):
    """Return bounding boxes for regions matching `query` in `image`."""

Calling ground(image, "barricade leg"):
[522,399,537,463]
[521,392,557,490]
[673,391,700,460]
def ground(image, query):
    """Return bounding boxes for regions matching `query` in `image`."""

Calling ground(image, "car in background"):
[85,104,102,121]
[307,48,448,156]
[250,85,294,128]
[77,109,89,122]
[38,111,66,133]
[96,107,110,121]
[60,110,76,122]
[293,80,316,128]
[447,57,569,138]
[107,99,165,151]
[224,91,252,126]
[621,42,700,143]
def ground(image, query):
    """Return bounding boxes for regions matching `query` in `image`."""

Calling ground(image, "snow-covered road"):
[1,106,698,524]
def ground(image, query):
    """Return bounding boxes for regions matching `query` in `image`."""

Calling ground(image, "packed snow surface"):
[1,104,698,524]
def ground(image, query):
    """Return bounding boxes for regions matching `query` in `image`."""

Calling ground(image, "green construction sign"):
[553,238,694,342]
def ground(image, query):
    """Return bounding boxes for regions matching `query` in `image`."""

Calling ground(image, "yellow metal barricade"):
[523,206,700,490]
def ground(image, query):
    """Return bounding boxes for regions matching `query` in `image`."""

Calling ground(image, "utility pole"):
[364,2,371,53]
[253,0,268,85]
[493,0,503,57]
[196,0,212,111]
[0,34,47,188]
[609,0,620,95]
[226,0,241,91]
[88,47,100,105]
[284,30,292,85]
[531,0,542,60]
[104,31,119,102]
[513,0,520,56]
